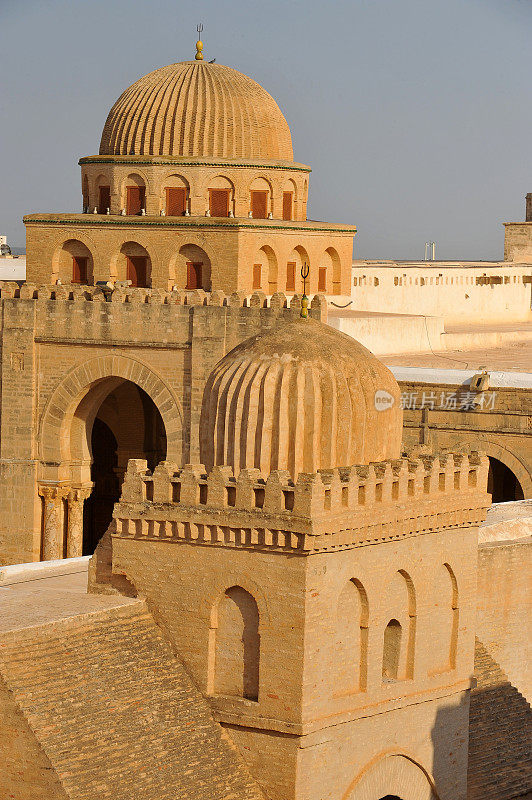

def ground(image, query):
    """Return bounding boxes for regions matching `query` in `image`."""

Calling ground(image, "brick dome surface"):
[99,61,294,161]
[200,318,402,479]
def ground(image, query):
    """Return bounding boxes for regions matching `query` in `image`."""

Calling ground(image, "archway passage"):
[379,796,403,799]
[83,381,167,554]
[487,457,524,503]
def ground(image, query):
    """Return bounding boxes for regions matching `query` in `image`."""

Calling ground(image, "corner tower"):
[93,319,490,800]
[24,46,355,296]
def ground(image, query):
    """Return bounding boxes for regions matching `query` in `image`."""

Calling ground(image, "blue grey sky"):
[1,0,531,259]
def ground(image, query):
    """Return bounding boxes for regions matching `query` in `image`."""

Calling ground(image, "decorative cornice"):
[79,155,312,173]
[23,215,356,235]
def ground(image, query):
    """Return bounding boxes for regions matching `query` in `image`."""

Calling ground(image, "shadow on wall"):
[430,693,469,800]
[430,644,531,800]
[467,641,532,800]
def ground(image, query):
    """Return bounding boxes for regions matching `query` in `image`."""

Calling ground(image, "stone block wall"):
[0,282,327,566]
[101,452,489,800]
[24,215,354,295]
[476,539,532,700]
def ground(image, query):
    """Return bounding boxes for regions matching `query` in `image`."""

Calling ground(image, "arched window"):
[124,174,146,215]
[116,242,151,288]
[95,174,111,214]
[382,619,402,680]
[381,570,416,682]
[428,563,459,675]
[172,243,212,291]
[286,246,309,293]
[253,245,278,294]
[282,179,297,220]
[249,177,272,219]
[55,239,93,285]
[214,586,260,701]
[163,174,189,216]
[208,176,234,217]
[335,579,369,694]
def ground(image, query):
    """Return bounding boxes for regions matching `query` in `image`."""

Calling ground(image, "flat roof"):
[385,339,532,381]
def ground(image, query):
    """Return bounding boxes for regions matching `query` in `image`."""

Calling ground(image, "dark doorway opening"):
[487,457,524,503]
[379,796,403,800]
[83,382,167,555]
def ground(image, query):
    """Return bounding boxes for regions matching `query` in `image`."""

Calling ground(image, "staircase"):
[468,638,531,800]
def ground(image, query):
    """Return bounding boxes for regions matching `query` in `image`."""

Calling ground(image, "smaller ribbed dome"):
[200,319,402,479]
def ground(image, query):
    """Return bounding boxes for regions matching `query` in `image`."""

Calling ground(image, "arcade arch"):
[114,241,151,287]
[38,356,183,557]
[162,174,190,216]
[122,172,147,215]
[253,245,278,293]
[171,244,212,290]
[54,239,94,285]
[456,439,530,500]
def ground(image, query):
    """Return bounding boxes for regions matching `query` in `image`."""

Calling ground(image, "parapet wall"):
[349,262,532,324]
[111,452,490,553]
[0,281,327,320]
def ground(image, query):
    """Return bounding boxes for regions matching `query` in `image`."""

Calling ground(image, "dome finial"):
[195,23,204,60]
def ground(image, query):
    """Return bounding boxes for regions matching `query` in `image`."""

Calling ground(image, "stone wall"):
[0,282,327,566]
[100,452,489,800]
[0,674,69,800]
[398,379,532,499]
[24,215,354,295]
[504,222,532,262]
[476,539,532,700]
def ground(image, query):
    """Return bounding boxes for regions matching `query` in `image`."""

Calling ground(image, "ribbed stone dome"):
[99,61,294,161]
[200,319,403,479]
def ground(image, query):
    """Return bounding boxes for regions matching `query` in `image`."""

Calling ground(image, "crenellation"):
[110,452,490,554]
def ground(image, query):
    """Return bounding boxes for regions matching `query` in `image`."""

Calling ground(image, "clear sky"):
[1,0,531,259]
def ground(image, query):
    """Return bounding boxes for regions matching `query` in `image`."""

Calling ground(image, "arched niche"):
[334,578,369,694]
[282,177,297,220]
[381,570,417,682]
[249,176,272,219]
[94,173,111,213]
[113,241,151,287]
[162,173,190,216]
[207,175,235,217]
[343,754,438,800]
[318,246,341,294]
[170,243,212,291]
[286,245,310,293]
[252,245,278,293]
[211,586,260,701]
[428,563,459,675]
[122,172,147,215]
[53,239,94,285]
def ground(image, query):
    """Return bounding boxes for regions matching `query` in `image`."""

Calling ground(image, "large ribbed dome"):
[200,319,402,479]
[99,61,294,161]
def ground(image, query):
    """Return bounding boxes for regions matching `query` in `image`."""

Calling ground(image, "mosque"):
[0,39,530,800]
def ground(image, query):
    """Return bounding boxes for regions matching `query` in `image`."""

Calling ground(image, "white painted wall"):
[350,261,532,324]
[0,256,26,281]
